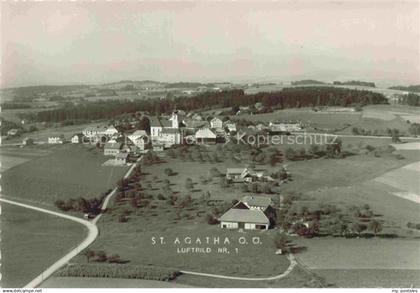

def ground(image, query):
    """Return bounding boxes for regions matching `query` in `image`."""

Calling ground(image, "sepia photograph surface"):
[0,0,419,290]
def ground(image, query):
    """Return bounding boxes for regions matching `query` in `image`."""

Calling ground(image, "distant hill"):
[388,84,420,93]
[99,80,166,90]
[291,80,326,85]
[333,80,376,87]
[164,82,205,89]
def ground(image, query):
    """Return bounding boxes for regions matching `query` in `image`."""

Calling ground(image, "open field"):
[42,277,192,288]
[1,144,128,208]
[77,218,290,278]
[374,161,420,204]
[1,203,86,287]
[234,108,361,130]
[0,146,51,171]
[295,238,420,287]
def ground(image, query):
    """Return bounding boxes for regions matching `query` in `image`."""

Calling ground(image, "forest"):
[22,86,388,123]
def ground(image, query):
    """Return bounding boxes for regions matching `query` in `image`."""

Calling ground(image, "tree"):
[83,249,95,263]
[274,232,289,250]
[185,178,194,191]
[391,128,401,143]
[285,147,296,160]
[137,116,151,133]
[369,220,383,236]
[164,168,173,176]
[95,250,107,262]
[326,138,342,158]
[351,222,367,236]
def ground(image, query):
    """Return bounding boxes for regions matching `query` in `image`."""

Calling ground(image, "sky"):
[1,0,419,88]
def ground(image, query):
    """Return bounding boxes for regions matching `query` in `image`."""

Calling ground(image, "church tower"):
[171,112,179,128]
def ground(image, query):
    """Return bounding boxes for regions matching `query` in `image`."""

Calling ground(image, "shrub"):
[56,263,179,281]
[206,214,220,225]
[118,215,128,223]
[95,251,108,262]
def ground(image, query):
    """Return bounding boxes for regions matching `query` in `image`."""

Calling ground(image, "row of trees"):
[23,86,388,123]
[396,93,420,106]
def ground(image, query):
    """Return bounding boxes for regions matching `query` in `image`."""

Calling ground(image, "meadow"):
[1,203,86,287]
[1,144,128,208]
[295,237,420,287]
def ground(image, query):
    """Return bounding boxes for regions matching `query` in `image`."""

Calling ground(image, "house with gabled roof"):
[195,127,216,144]
[210,117,223,129]
[71,133,84,144]
[219,195,274,230]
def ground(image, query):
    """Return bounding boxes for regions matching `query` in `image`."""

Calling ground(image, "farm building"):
[240,195,272,211]
[219,195,274,230]
[226,168,253,183]
[127,130,149,151]
[210,117,223,129]
[160,128,181,148]
[22,137,34,145]
[7,129,20,136]
[48,136,64,144]
[195,128,216,144]
[71,133,84,144]
[114,152,128,165]
[83,125,108,138]
[219,208,270,230]
[223,121,237,133]
[104,142,122,156]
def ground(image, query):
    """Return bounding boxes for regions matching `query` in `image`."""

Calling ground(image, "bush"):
[56,263,180,281]
[118,215,128,223]
[95,251,108,262]
[206,214,220,225]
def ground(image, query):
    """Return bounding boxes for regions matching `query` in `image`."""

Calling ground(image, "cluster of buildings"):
[219,196,274,230]
[149,110,237,150]
[226,167,274,183]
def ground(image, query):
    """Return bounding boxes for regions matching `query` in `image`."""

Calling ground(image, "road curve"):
[180,253,297,281]
[0,198,99,288]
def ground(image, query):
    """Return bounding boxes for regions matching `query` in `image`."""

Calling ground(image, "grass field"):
[0,146,51,171]
[1,144,128,208]
[78,218,290,278]
[374,161,420,204]
[42,277,192,288]
[234,108,361,130]
[1,203,86,288]
[295,238,420,287]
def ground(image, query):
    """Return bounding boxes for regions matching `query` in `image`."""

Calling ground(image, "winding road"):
[2,155,297,287]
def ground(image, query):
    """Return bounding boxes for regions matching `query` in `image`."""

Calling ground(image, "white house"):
[7,129,19,136]
[82,126,107,138]
[48,136,64,144]
[160,128,181,148]
[104,142,122,156]
[210,117,223,129]
[114,152,128,165]
[71,133,84,144]
[195,128,216,144]
[127,130,149,151]
[104,125,119,137]
[223,121,237,133]
[22,137,34,145]
[269,122,302,132]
